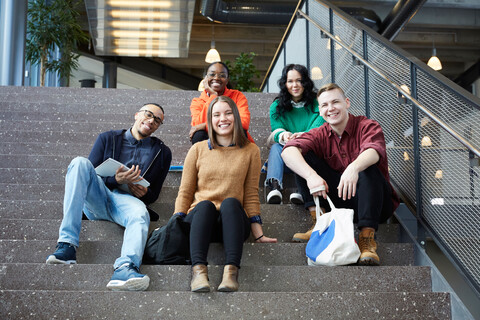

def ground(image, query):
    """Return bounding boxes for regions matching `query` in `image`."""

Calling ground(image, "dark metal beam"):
[380,0,428,41]
[454,59,480,90]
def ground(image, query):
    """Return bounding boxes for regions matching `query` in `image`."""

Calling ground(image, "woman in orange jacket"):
[189,61,254,144]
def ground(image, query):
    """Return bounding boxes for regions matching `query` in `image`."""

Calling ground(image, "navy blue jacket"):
[88,129,172,205]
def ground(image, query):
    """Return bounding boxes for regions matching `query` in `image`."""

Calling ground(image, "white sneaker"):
[267,189,282,204]
[289,192,304,205]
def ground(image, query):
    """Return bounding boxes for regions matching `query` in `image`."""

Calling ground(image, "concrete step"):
[0,145,271,165]
[0,218,400,243]
[0,99,274,118]
[0,129,272,147]
[0,168,293,189]
[0,200,304,220]
[0,183,306,207]
[0,263,432,292]
[0,290,451,319]
[0,87,276,105]
[0,120,272,137]
[0,240,414,266]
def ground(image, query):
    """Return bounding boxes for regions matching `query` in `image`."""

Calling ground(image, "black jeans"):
[296,151,393,230]
[184,198,250,267]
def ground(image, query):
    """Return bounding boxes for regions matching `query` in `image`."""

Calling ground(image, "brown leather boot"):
[292,208,321,242]
[358,228,380,266]
[191,264,210,292]
[217,265,239,292]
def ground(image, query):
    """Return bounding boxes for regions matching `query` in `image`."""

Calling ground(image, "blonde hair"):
[317,83,346,99]
[207,96,249,148]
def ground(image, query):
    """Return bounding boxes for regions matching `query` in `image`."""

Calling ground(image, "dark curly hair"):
[274,64,317,119]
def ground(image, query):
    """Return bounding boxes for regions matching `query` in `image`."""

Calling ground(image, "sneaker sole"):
[46,255,76,265]
[266,189,282,204]
[107,275,150,291]
[289,198,304,205]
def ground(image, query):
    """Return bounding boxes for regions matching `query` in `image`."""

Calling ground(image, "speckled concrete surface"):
[0,291,450,319]
[0,240,414,266]
[0,264,432,292]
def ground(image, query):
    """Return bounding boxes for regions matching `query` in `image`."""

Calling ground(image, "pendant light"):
[311,66,324,80]
[205,25,221,63]
[427,36,442,71]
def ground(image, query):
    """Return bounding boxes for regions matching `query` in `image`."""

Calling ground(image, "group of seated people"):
[45,62,399,293]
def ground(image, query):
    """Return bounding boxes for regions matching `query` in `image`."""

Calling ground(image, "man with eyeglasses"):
[46,103,172,291]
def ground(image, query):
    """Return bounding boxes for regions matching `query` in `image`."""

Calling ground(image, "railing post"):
[411,63,426,247]
[363,31,370,118]
[305,1,310,72]
[329,8,335,83]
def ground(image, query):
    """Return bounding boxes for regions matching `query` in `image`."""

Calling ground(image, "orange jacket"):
[190,88,254,143]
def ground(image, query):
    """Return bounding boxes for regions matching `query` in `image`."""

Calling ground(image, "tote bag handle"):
[310,185,335,220]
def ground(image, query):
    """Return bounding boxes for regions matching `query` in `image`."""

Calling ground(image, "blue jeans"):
[58,157,150,269]
[265,143,294,189]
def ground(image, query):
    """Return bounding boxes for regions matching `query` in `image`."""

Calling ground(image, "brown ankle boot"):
[191,264,210,292]
[218,265,239,292]
[292,208,322,242]
[358,228,380,266]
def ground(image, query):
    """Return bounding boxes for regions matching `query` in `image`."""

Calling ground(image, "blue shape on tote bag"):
[306,219,336,261]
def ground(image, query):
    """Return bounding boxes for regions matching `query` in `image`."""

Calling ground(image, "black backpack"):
[143,214,191,265]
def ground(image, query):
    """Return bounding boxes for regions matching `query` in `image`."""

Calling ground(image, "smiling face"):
[132,104,164,140]
[206,63,229,94]
[318,88,350,134]
[211,100,235,140]
[286,69,304,102]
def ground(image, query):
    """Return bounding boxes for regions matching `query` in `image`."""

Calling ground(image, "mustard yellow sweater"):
[174,140,261,218]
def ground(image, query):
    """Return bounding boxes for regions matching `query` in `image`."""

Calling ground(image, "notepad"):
[95,158,150,193]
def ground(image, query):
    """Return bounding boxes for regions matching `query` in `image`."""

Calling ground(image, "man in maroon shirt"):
[282,83,399,266]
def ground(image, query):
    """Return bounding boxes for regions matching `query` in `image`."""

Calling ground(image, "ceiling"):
[81,0,480,90]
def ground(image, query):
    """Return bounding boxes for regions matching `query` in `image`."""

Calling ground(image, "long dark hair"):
[274,64,317,119]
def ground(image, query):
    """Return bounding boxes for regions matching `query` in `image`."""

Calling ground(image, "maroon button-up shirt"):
[284,113,399,211]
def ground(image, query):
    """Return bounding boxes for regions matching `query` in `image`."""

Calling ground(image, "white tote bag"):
[306,196,360,266]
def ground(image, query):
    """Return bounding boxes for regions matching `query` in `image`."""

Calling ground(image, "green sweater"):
[269,99,326,143]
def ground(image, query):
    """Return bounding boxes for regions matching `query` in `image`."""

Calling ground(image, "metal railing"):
[261,0,480,298]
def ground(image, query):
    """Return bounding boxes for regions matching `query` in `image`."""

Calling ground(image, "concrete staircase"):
[0,86,451,319]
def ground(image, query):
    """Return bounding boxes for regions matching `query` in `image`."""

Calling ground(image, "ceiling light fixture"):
[110,10,171,19]
[110,21,171,29]
[107,0,172,8]
[205,25,221,63]
[427,36,442,71]
[111,30,169,38]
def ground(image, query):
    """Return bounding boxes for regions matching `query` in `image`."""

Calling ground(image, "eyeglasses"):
[139,109,163,125]
[207,72,228,79]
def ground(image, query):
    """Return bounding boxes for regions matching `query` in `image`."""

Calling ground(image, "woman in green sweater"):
[174,95,276,293]
[266,64,325,239]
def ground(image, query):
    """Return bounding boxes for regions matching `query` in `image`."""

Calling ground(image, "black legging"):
[184,198,250,267]
[296,151,393,230]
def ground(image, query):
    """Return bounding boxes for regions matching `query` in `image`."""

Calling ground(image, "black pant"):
[296,151,393,230]
[184,198,250,267]
[191,130,209,145]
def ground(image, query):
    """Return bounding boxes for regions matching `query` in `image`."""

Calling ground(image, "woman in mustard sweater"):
[175,95,276,293]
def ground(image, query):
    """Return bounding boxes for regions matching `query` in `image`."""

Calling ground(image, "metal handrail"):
[298,9,480,158]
